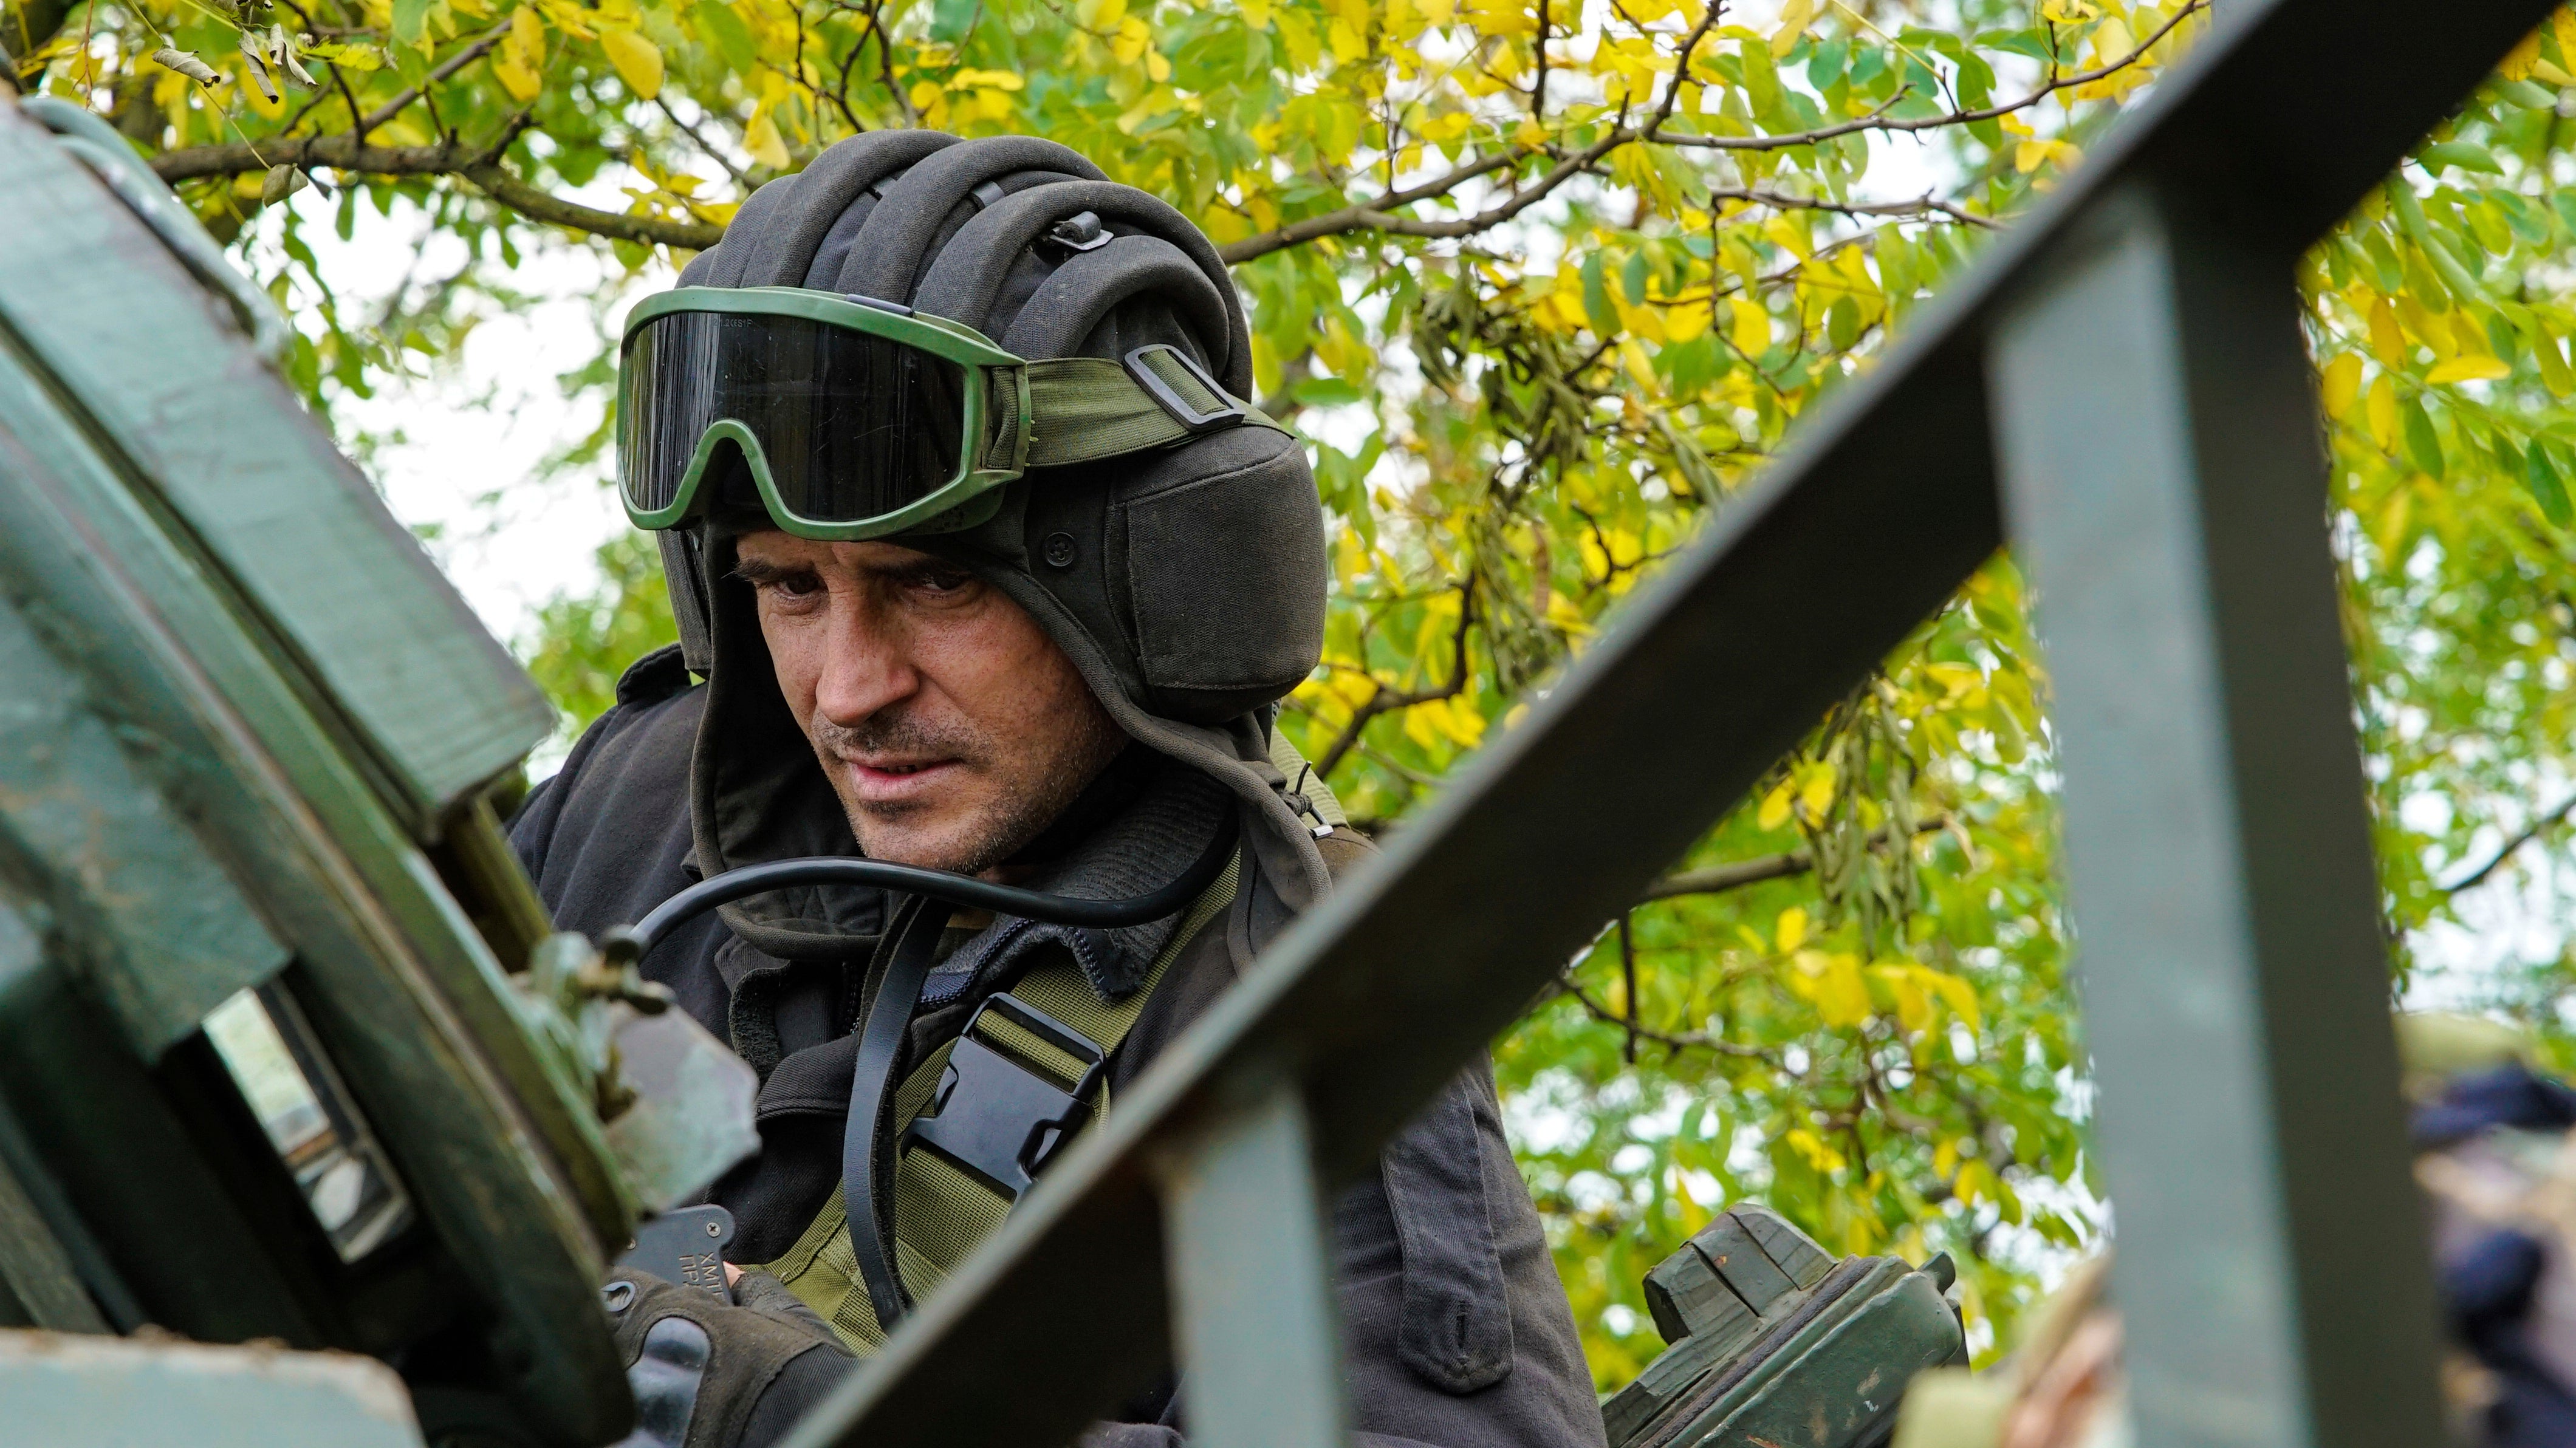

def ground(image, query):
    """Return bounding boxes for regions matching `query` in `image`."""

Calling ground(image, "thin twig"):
[656,94,752,187]
[1550,969,1776,1059]
[1618,912,1639,1064]
[1642,816,1948,901]
[1314,583,1479,779]
[2444,793,2576,893]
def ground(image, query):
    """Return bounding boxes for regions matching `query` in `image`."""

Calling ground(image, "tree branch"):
[2443,792,2576,894]
[355,21,509,142]
[1641,816,1948,901]
[1314,582,1479,780]
[1218,148,1527,264]
[1550,969,1777,1059]
[1645,0,2204,151]
[152,132,725,248]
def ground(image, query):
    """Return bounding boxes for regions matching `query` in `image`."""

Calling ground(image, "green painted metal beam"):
[1990,183,2444,1448]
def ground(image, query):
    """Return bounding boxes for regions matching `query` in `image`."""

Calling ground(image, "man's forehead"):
[733,530,949,575]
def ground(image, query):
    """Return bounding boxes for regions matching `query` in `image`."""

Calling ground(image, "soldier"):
[510,131,1605,1448]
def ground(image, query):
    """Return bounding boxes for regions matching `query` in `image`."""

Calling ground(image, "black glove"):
[602,1268,855,1448]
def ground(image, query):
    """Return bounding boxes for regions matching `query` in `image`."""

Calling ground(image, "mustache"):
[810,704,979,763]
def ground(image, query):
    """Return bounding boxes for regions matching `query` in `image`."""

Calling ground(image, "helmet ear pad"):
[985,425,1327,726]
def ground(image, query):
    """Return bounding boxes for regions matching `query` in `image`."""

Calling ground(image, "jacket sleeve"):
[1326,1060,1608,1448]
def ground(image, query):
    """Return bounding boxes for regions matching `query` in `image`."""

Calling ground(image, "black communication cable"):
[604,811,1240,960]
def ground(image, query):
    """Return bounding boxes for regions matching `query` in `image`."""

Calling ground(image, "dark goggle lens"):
[618,310,971,524]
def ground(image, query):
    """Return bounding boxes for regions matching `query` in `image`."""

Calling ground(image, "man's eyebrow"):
[728,555,811,584]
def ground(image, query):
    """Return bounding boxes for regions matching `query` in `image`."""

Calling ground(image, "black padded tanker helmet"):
[642,130,1333,960]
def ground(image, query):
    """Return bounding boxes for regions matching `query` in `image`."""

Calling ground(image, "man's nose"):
[812,601,918,726]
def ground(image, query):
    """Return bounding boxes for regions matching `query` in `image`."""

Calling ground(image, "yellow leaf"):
[1954,1158,1996,1205]
[1513,116,1544,148]
[1783,1128,1846,1174]
[1112,14,1151,63]
[1933,1137,1959,1181]
[2535,332,2575,398]
[491,49,541,98]
[1797,760,1835,821]
[2368,374,2399,451]
[1886,966,1933,1035]
[599,27,662,98]
[507,4,544,67]
[1775,907,1808,953]
[909,78,944,112]
[1620,338,1657,391]
[2427,355,2510,384]
[1441,699,1485,747]
[1769,0,1813,55]
[1242,0,1272,25]
[2320,352,2362,420]
[1728,296,1769,355]
[2395,293,2453,359]
[1327,17,1366,60]
[744,104,789,169]
[2502,26,2543,82]
[1403,698,1445,750]
[1920,967,1981,1034]
[2366,295,2406,367]
[1075,0,1126,27]
[1146,47,1171,81]
[1756,779,1796,831]
[2089,15,2132,64]
[1817,954,1871,1027]
[1663,299,1710,343]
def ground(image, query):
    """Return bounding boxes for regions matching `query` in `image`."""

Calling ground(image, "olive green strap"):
[1012,355,1287,469]
[757,850,1241,1354]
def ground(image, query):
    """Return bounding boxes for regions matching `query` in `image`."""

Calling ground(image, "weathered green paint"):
[0,100,634,1442]
[1156,1081,1345,1448]
[0,904,103,1335]
[0,586,288,1059]
[0,113,552,840]
[0,1330,426,1447]
[1991,185,2445,1448]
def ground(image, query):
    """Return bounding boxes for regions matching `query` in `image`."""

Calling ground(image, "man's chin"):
[847,810,1000,876]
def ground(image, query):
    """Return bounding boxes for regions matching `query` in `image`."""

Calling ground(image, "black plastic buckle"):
[1123,344,1245,435]
[899,994,1108,1200]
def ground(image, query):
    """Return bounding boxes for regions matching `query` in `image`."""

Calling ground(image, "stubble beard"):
[810,697,1126,876]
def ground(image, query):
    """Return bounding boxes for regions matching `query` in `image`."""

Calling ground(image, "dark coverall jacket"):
[511,647,1609,1448]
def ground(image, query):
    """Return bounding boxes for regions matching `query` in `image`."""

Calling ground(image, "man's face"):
[733,531,1126,876]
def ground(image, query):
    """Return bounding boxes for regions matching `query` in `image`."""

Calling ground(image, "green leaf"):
[2498,78,2559,110]
[1805,36,1848,90]
[2420,141,2504,174]
[1581,252,1618,339]
[2529,439,2572,526]
[391,0,433,54]
[931,0,979,44]
[692,0,757,73]
[1826,296,1861,350]
[2403,396,2445,479]
[1292,376,1366,407]
[1622,251,1649,309]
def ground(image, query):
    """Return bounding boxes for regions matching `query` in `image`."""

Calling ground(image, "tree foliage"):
[26,0,2576,1379]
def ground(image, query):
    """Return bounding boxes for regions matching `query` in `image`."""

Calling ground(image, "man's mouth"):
[841,756,962,793]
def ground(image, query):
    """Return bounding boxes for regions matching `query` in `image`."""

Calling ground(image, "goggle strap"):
[1022,357,1287,470]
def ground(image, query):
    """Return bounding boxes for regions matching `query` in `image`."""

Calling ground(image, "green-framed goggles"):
[617,287,1274,541]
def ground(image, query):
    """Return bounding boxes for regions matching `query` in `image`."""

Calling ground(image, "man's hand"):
[603,1267,854,1448]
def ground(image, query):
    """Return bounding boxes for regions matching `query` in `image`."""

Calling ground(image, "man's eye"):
[762,573,824,598]
[911,569,975,595]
